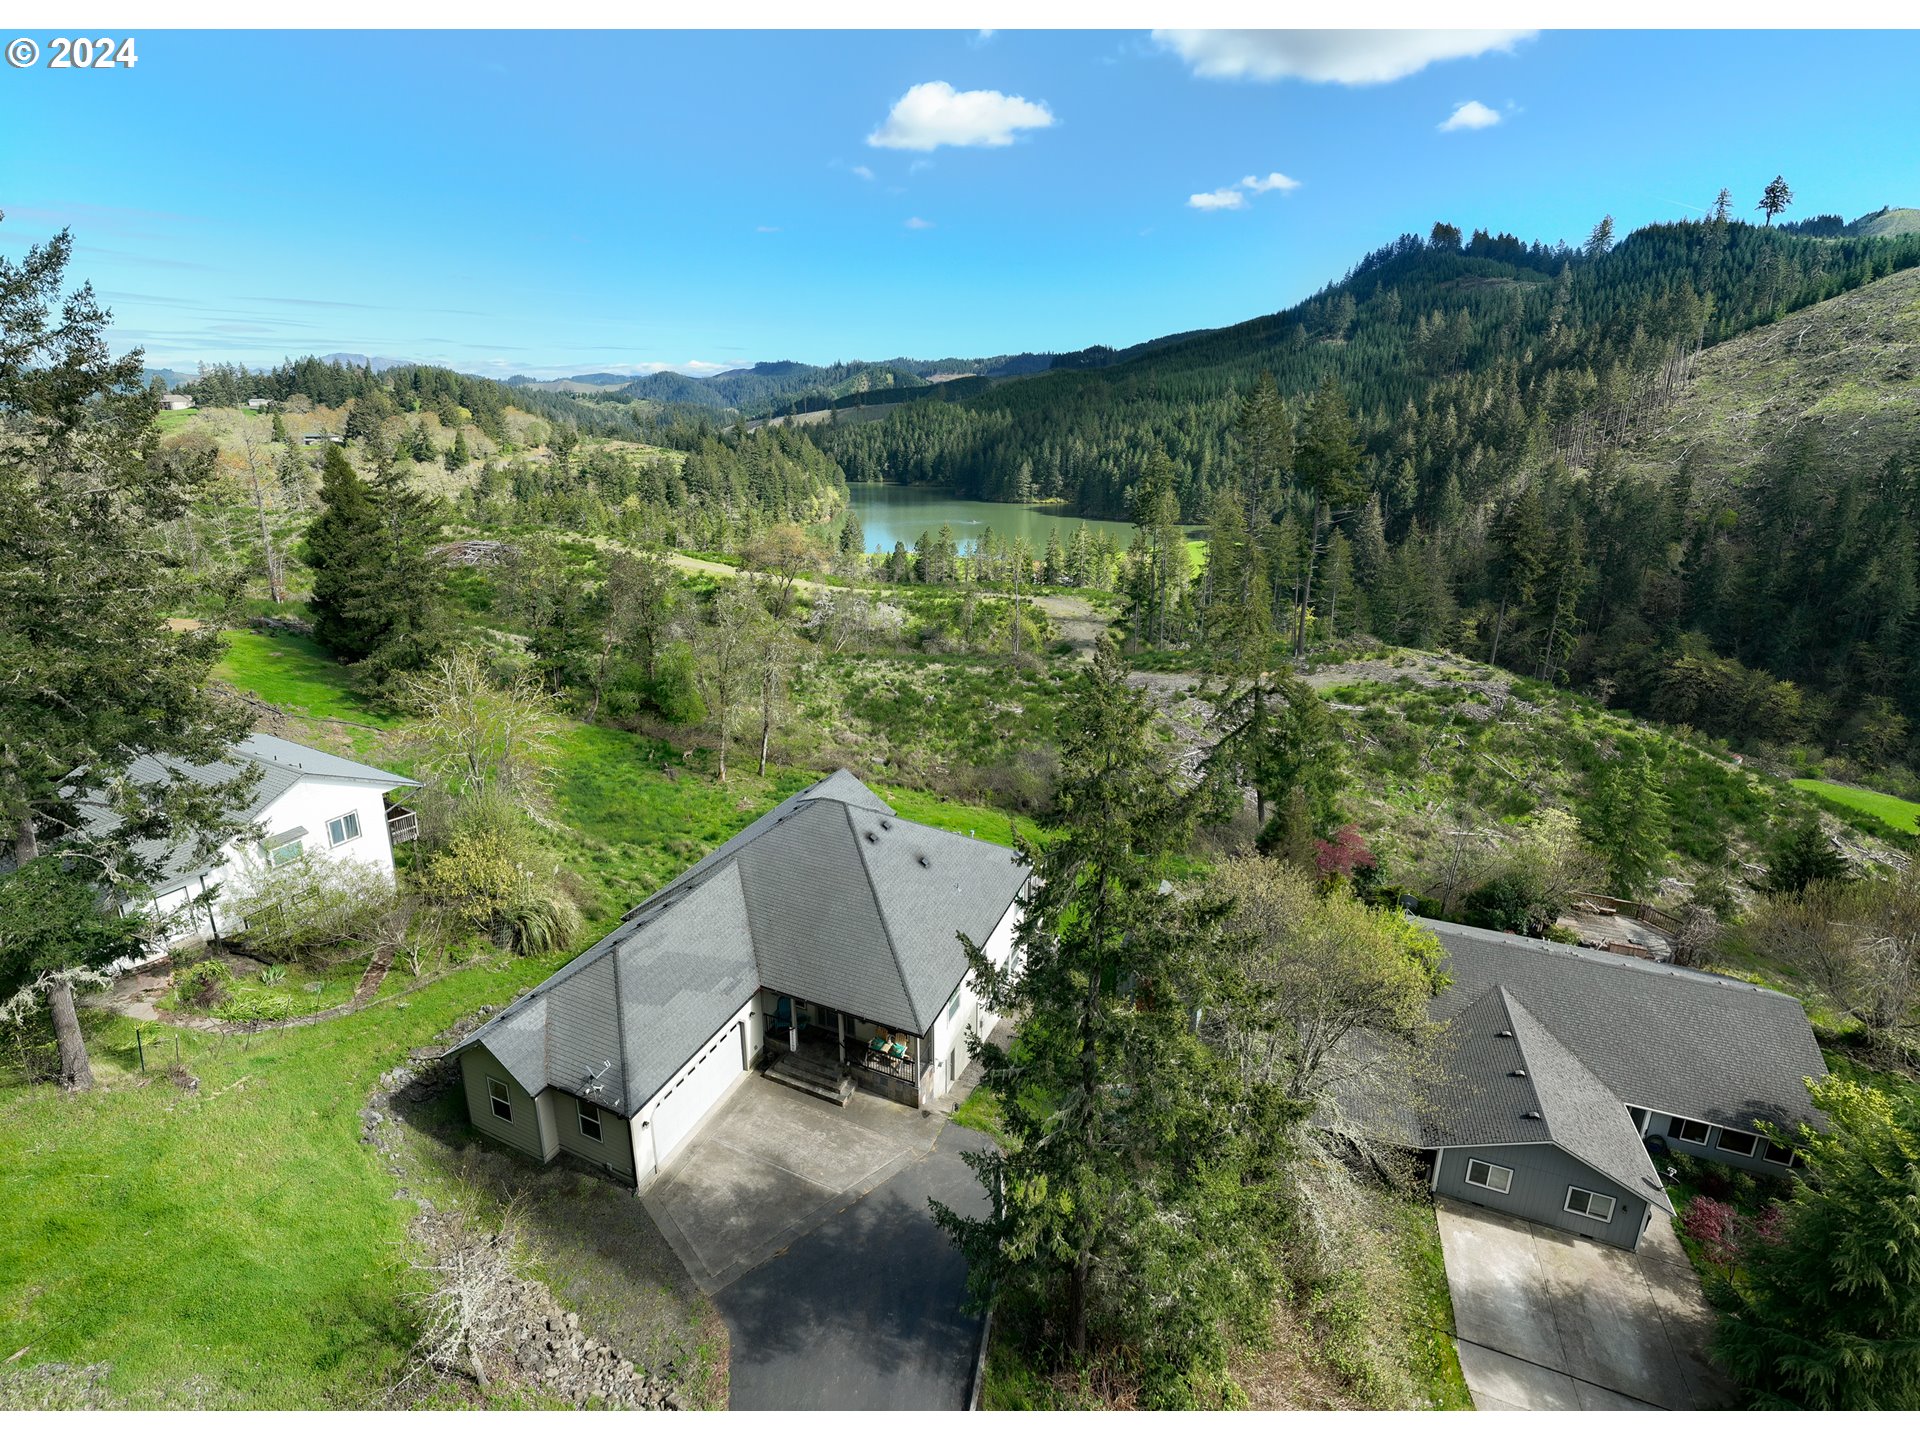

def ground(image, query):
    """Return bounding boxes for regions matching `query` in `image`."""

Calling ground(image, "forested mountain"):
[799,210,1920,771]
[183,356,646,440]
[813,214,1920,522]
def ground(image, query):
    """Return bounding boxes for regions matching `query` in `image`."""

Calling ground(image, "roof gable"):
[1425,920,1826,1132]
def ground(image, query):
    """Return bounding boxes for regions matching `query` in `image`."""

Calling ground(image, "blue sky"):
[3,28,1917,377]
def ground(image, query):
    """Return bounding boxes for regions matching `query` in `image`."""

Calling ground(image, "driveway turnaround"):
[1435,1197,1736,1410]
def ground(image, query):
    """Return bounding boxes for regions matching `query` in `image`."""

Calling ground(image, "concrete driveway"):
[640,1075,991,1409]
[1435,1197,1736,1410]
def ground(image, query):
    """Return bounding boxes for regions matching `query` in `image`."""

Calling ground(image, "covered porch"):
[760,991,931,1110]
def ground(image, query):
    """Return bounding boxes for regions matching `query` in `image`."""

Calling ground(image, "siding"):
[1648,1111,1798,1176]
[553,1090,636,1179]
[929,895,1019,1099]
[461,1046,554,1163]
[1434,1142,1654,1250]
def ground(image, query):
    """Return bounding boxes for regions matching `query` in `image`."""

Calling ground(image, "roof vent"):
[1495,1029,1514,1038]
[864,830,878,843]
[916,854,930,868]
[1509,1068,1528,1078]
[1523,1110,1543,1120]
[880,818,893,830]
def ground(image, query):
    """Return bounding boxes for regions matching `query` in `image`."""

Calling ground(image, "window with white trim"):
[1715,1129,1759,1157]
[1667,1116,1711,1145]
[1565,1186,1616,1223]
[577,1098,602,1142]
[1464,1158,1513,1194]
[487,1076,512,1122]
[1763,1140,1797,1166]
[326,810,361,847]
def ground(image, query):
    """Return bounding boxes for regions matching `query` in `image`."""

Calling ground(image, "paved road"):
[713,1123,994,1410]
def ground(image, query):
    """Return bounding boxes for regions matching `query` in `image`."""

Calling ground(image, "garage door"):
[650,1021,744,1165]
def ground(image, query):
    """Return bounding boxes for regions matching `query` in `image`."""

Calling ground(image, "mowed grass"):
[0,958,551,1407]
[214,630,394,728]
[1791,777,1920,833]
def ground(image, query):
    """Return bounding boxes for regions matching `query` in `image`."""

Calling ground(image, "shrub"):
[213,987,302,1023]
[420,799,581,956]
[225,856,399,965]
[171,958,232,1011]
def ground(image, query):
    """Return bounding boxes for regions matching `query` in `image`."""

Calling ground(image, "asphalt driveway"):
[640,1075,992,1409]
[1435,1197,1735,1410]
[715,1124,994,1410]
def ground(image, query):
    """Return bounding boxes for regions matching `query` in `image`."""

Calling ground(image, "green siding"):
[460,1047,552,1162]
[553,1091,636,1180]
[1436,1143,1655,1250]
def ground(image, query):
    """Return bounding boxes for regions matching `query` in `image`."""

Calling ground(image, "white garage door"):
[650,1021,744,1165]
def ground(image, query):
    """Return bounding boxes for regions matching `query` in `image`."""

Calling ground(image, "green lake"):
[846,483,1138,557]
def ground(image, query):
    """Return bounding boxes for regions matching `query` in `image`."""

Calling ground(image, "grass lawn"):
[0,957,552,1407]
[214,630,393,728]
[1790,777,1920,833]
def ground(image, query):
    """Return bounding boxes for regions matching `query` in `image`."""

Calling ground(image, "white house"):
[158,393,194,411]
[451,770,1031,1189]
[80,733,419,960]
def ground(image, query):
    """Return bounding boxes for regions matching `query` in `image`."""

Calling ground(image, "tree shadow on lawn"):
[388,1075,729,1409]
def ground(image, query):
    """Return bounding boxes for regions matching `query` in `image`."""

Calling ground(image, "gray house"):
[1412,920,1828,1250]
[451,770,1031,1189]
[158,393,194,411]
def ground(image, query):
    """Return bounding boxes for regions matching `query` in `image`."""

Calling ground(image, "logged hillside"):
[1621,261,1920,490]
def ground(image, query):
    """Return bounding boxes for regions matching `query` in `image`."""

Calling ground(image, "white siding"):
[929,894,1022,1100]
[130,774,404,953]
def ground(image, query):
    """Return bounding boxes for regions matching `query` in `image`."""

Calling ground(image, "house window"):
[1464,1158,1513,1194]
[1716,1129,1759,1157]
[326,811,361,847]
[267,838,304,867]
[1565,1186,1617,1223]
[1763,1140,1797,1166]
[487,1076,512,1123]
[577,1099,602,1142]
[947,987,963,1021]
[1667,1117,1712,1145]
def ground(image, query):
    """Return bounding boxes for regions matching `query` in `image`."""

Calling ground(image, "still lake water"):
[846,483,1138,557]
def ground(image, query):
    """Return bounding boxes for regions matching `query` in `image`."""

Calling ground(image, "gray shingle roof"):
[455,769,1030,1117]
[1427,987,1672,1213]
[1424,919,1827,1133]
[77,733,416,886]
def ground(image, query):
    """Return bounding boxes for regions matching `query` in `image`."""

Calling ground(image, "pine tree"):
[1487,485,1550,667]
[1042,527,1064,586]
[307,446,388,660]
[838,508,864,556]
[1763,815,1851,895]
[446,427,471,472]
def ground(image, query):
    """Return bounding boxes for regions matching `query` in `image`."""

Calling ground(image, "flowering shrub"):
[1315,825,1378,882]
[1683,1194,1744,1273]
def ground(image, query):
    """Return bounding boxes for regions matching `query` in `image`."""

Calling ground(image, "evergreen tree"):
[1579,754,1670,899]
[932,638,1275,1390]
[307,447,447,682]
[1487,485,1550,666]
[838,508,864,556]
[446,426,471,471]
[1,223,253,1089]
[1763,815,1851,895]
[1716,1076,1920,1408]
[1758,175,1795,226]
[307,445,387,660]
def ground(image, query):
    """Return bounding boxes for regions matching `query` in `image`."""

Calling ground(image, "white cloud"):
[867,80,1056,151]
[851,164,876,181]
[1153,29,1535,86]
[1189,169,1301,212]
[904,216,936,229]
[1439,100,1502,131]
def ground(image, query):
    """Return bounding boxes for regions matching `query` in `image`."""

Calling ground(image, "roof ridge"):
[1492,986,1556,1147]
[1419,917,1786,1000]
[842,802,921,1031]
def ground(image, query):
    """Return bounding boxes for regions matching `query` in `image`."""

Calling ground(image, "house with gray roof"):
[79,733,419,961]
[451,769,1032,1189]
[1413,919,1827,1250]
